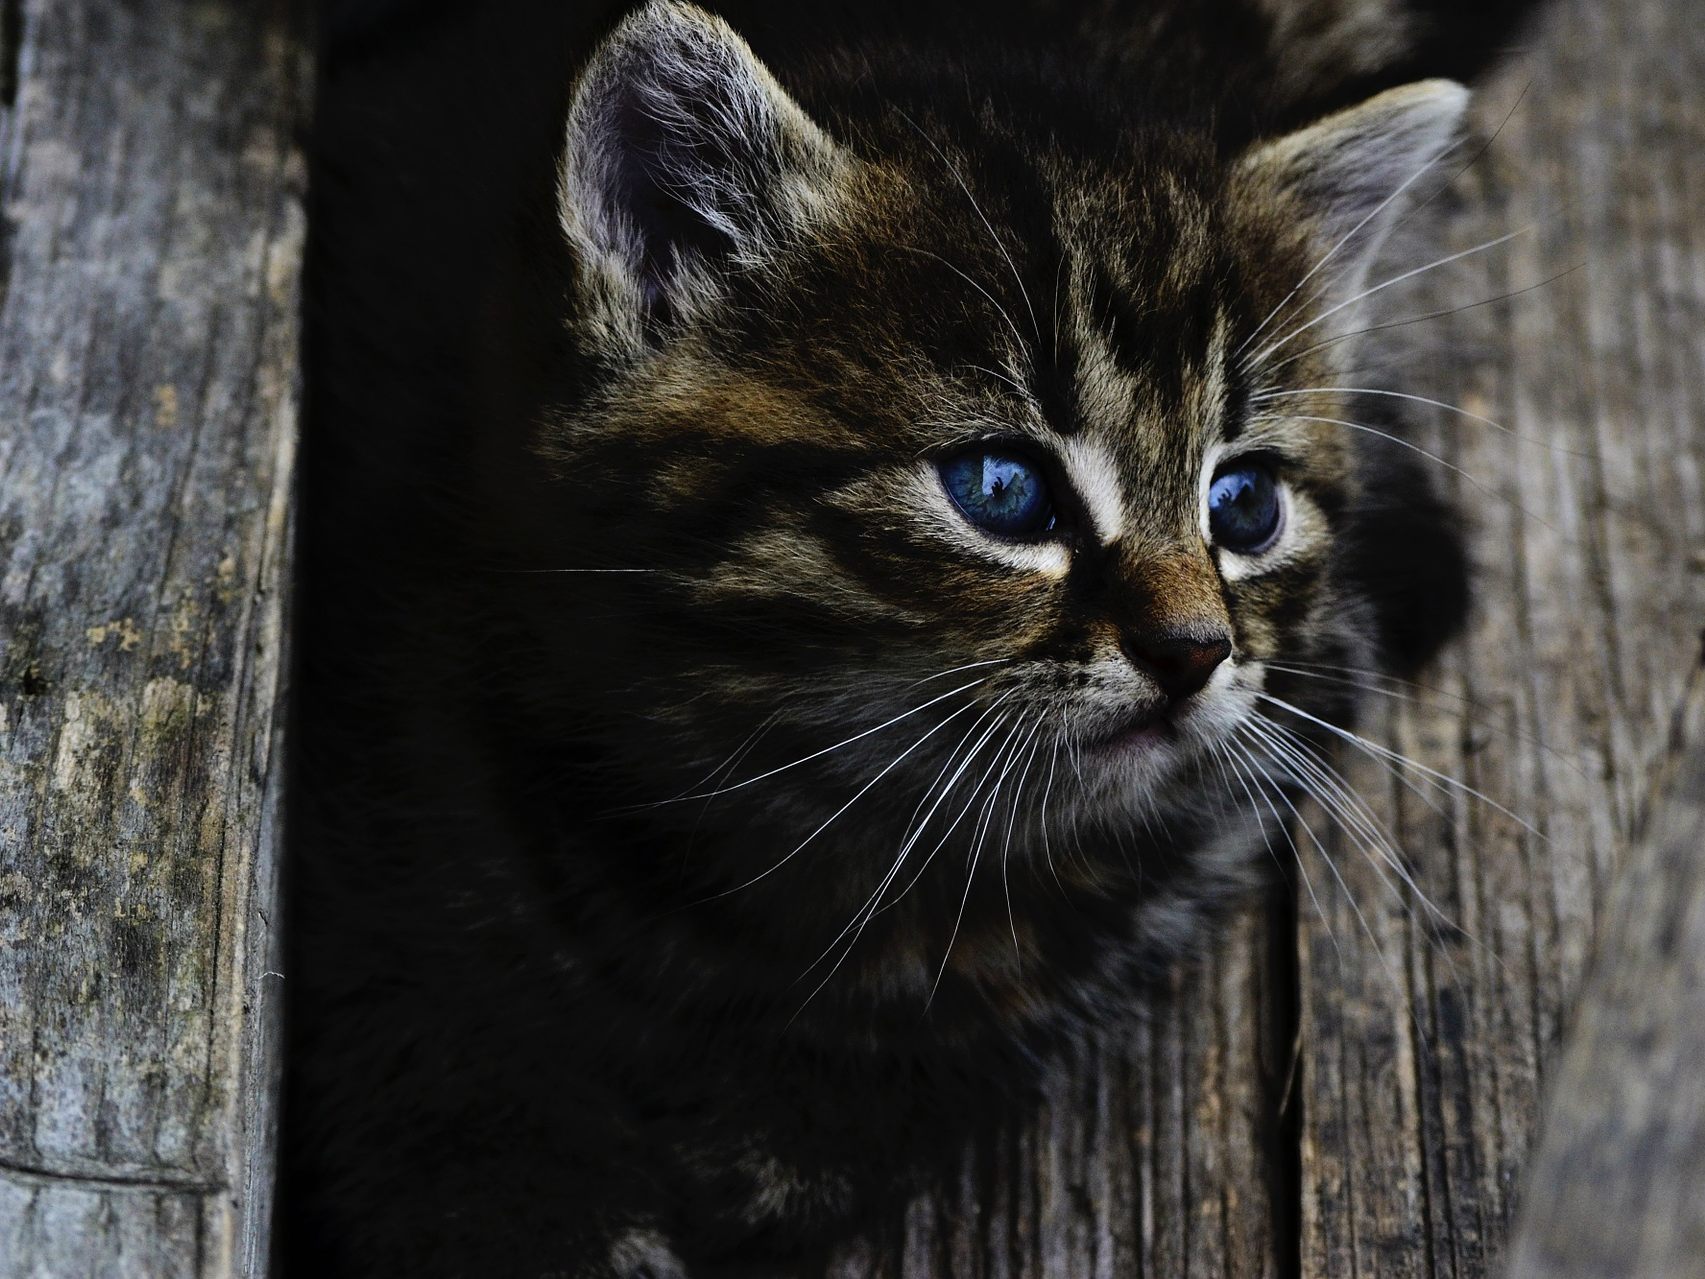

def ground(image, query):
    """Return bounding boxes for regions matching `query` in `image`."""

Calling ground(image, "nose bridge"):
[1107,540,1234,700]
[1112,541,1230,638]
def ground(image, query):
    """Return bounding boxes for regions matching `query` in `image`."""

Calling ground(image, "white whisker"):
[901,656,1015,689]
[1233,726,1408,1003]
[1039,735,1065,894]
[791,693,1018,1014]
[883,703,1027,916]
[1233,136,1467,362]
[707,697,986,900]
[1245,713,1510,987]
[894,106,1043,346]
[1256,692,1543,839]
[928,714,1037,1006]
[1264,662,1590,783]
[1249,386,1583,457]
[899,245,1031,359]
[1222,733,1341,966]
[639,674,993,808]
[1252,410,1559,532]
[963,362,1032,398]
[999,721,1048,963]
[1256,263,1585,381]
[1246,226,1531,373]
[1244,715,1457,942]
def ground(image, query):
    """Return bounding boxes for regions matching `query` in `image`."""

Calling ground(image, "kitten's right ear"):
[559,1,847,343]
[1236,79,1469,316]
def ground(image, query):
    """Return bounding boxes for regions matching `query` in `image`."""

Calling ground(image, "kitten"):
[287,0,1535,1273]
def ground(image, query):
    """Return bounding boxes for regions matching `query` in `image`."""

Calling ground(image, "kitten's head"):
[495,2,1468,964]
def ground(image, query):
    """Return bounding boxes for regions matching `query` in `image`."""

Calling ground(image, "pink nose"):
[1121,628,1232,700]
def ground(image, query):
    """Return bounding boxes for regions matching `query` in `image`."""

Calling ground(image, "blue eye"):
[1207,461,1282,553]
[940,449,1056,538]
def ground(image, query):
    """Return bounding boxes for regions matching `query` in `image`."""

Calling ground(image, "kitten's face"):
[522,2,1465,924]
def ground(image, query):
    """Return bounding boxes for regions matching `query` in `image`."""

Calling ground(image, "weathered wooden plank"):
[1294,0,1705,1275]
[1504,667,1705,1278]
[0,0,306,1273]
[820,907,1282,1278]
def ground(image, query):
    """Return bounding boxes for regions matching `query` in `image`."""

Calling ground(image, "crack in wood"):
[0,0,19,109]
[0,1156,222,1197]
[1267,876,1304,1279]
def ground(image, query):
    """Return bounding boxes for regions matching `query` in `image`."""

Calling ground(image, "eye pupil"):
[941,450,1055,538]
[1207,462,1281,552]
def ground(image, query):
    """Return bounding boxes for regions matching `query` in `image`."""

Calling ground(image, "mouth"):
[1083,704,1178,755]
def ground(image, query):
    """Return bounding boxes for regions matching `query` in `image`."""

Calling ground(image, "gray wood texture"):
[1505,670,1705,1278]
[0,0,306,1274]
[819,0,1705,1272]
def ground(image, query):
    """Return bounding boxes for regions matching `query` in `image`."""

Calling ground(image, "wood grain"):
[0,0,306,1273]
[1293,0,1705,1274]
[1505,667,1705,1278]
[821,908,1283,1279]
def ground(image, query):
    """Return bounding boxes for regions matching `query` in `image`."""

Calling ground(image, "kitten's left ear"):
[559,0,849,340]
[1236,79,1469,308]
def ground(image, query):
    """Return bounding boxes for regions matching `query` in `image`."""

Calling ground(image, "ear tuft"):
[559,1,845,336]
[1239,79,1470,306]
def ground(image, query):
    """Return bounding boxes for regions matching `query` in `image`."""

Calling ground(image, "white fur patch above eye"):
[1058,435,1127,544]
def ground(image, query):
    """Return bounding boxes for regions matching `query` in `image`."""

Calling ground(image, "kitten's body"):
[288,2,1531,1272]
